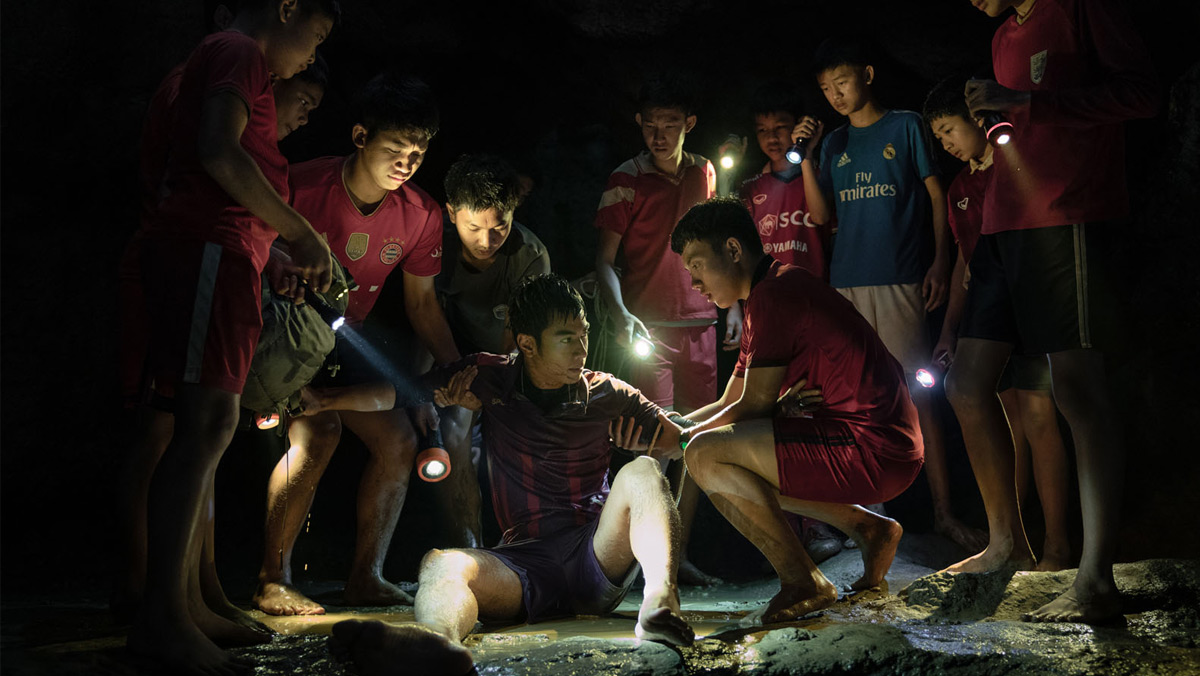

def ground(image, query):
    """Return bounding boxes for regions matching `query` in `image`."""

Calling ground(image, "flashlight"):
[416,427,451,482]
[981,111,1013,146]
[632,332,655,359]
[256,413,281,429]
[915,369,936,388]
[786,138,807,165]
[297,280,347,331]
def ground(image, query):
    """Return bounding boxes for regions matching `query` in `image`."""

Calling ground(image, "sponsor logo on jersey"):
[765,240,809,254]
[957,197,970,210]
[837,153,851,168]
[380,239,404,265]
[346,233,369,261]
[882,143,896,160]
[839,171,897,203]
[758,213,778,238]
[431,246,443,259]
[1031,49,1048,84]
[752,193,768,205]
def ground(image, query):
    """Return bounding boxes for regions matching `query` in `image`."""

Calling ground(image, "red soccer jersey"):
[151,31,288,271]
[985,0,1157,234]
[595,151,717,323]
[947,162,990,263]
[740,167,830,280]
[735,259,922,461]
[289,156,443,325]
[138,64,184,228]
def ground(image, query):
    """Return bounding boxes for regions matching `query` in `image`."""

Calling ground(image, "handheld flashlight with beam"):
[786,138,807,165]
[297,280,347,332]
[632,331,655,360]
[981,111,1013,146]
[915,353,953,389]
[416,427,451,482]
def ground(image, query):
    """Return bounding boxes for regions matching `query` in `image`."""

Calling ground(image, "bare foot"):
[128,616,255,676]
[343,575,414,607]
[1023,580,1122,624]
[848,516,903,591]
[942,538,1035,575]
[741,576,838,626]
[1035,556,1071,573]
[253,581,326,616]
[192,599,272,647]
[677,560,723,587]
[330,619,473,676]
[635,585,693,646]
[933,513,989,554]
[208,596,275,634]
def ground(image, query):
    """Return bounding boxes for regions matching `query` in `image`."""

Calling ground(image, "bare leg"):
[190,486,271,646]
[1026,350,1122,623]
[341,408,418,606]
[685,420,840,625]
[127,384,252,676]
[917,386,988,554]
[668,460,723,586]
[435,406,482,549]
[1002,388,1031,507]
[594,456,693,646]
[1017,388,1072,572]
[253,411,342,616]
[112,406,174,620]
[944,338,1036,573]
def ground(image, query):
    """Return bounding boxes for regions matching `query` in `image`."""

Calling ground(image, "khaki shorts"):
[837,284,929,374]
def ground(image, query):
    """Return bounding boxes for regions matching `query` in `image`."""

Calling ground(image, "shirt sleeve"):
[817,135,835,195]
[741,289,801,371]
[908,114,938,181]
[611,376,665,434]
[401,203,444,278]
[595,170,637,236]
[202,35,270,114]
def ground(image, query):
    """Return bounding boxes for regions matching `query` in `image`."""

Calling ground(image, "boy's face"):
[969,0,1020,18]
[449,206,513,265]
[635,107,696,164]
[352,126,429,193]
[520,312,589,388]
[754,111,798,165]
[929,114,988,163]
[274,78,324,140]
[681,239,741,309]
[817,65,873,117]
[268,2,333,80]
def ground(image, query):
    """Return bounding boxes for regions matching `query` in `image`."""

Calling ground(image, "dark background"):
[3,0,1199,601]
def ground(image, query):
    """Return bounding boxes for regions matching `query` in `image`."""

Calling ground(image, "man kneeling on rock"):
[671,197,925,625]
[326,274,694,676]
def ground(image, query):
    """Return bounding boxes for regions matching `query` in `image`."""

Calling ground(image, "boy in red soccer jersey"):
[129,1,339,674]
[594,74,732,585]
[954,0,1157,623]
[252,74,465,617]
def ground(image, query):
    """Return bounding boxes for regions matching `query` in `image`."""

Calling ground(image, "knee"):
[614,455,669,494]
[683,434,721,486]
[945,366,994,414]
[364,418,418,466]
[419,548,476,584]
[308,414,343,449]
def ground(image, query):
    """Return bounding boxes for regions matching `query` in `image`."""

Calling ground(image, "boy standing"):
[253,74,461,616]
[130,1,338,674]
[955,0,1157,623]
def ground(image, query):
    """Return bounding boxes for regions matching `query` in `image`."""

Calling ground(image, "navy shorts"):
[484,519,640,623]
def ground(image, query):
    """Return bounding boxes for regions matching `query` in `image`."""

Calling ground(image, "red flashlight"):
[416,427,451,482]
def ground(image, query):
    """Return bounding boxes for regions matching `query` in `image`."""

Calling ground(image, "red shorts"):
[628,323,717,413]
[142,237,264,395]
[118,234,151,406]
[773,416,923,505]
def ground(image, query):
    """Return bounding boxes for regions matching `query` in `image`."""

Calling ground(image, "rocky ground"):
[4,537,1198,675]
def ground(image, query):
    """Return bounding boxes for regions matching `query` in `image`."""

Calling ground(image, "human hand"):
[717,134,748,166]
[265,246,306,304]
[615,311,651,349]
[791,116,826,157]
[288,229,333,293]
[923,258,950,311]
[433,366,482,411]
[964,79,1030,116]
[409,402,440,435]
[932,335,956,371]
[723,306,743,351]
[648,410,684,461]
[609,415,649,452]
[776,379,824,417]
[294,386,324,416]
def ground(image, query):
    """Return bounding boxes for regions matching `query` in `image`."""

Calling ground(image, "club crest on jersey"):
[1031,49,1048,84]
[752,193,768,205]
[380,239,404,265]
[431,246,443,259]
[758,214,778,238]
[345,233,369,261]
[836,153,851,168]
[882,143,896,160]
[957,197,969,210]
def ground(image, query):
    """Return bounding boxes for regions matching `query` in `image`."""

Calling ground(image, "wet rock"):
[472,636,684,676]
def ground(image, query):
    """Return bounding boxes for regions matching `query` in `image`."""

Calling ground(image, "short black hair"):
[751,80,804,120]
[637,72,699,117]
[353,73,439,142]
[812,35,873,76]
[444,154,522,214]
[671,197,761,257]
[294,50,329,90]
[922,76,972,127]
[509,274,586,347]
[297,0,341,24]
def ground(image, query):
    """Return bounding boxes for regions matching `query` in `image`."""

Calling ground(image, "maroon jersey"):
[947,159,991,263]
[595,151,717,323]
[289,156,443,325]
[735,259,922,461]
[151,31,288,271]
[428,354,663,543]
[740,167,830,279]
[985,0,1157,234]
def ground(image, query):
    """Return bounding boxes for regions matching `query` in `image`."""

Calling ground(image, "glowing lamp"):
[416,428,451,482]
[981,111,1013,146]
[256,413,281,430]
[915,369,936,389]
[786,140,806,165]
[633,335,655,359]
[720,154,735,170]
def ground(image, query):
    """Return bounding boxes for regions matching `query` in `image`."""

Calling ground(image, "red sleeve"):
[201,35,271,113]
[611,376,666,433]
[401,199,444,278]
[1029,0,1159,127]
[595,170,637,236]
[741,288,801,371]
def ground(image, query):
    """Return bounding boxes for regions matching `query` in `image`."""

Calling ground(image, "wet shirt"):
[151,31,287,272]
[818,110,938,288]
[595,151,717,323]
[425,354,663,544]
[986,0,1157,233]
[740,165,830,280]
[289,156,443,326]
[735,258,922,461]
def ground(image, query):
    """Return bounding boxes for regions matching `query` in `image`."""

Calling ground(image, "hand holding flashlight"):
[718,134,747,170]
[287,228,334,294]
[788,116,825,165]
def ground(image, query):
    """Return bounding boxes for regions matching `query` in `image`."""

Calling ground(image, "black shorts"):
[961,223,1118,354]
[997,354,1053,392]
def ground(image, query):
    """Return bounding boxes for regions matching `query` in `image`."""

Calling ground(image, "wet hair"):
[922,76,973,127]
[670,197,761,257]
[294,50,329,89]
[812,35,873,77]
[751,80,804,121]
[509,274,586,346]
[353,73,439,142]
[637,72,699,117]
[444,154,522,214]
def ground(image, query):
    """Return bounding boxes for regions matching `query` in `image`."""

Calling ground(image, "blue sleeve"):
[908,115,938,181]
[818,135,834,194]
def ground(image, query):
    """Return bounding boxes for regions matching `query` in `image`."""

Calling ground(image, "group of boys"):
[119,0,1157,673]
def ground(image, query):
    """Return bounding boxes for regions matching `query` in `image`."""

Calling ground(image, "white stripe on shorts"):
[1072,224,1092,349]
[183,242,223,384]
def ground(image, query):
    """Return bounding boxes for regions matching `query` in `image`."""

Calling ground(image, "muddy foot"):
[343,575,414,607]
[1023,582,1122,624]
[330,619,473,676]
[253,581,326,616]
[635,586,693,646]
[128,617,255,676]
[741,577,838,626]
[942,540,1035,575]
[677,560,723,587]
[849,516,903,591]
